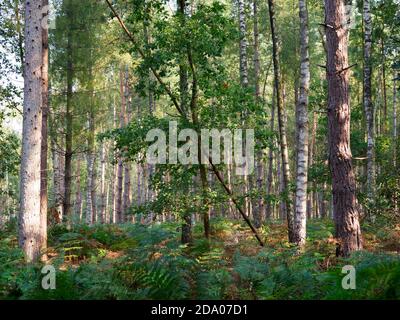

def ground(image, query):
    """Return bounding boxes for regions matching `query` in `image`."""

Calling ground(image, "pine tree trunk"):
[325,0,362,257]
[293,0,310,247]
[40,0,49,258]
[19,0,43,262]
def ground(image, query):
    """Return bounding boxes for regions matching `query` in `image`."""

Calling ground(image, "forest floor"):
[1,216,400,299]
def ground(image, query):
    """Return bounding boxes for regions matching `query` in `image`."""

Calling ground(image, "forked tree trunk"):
[19,0,43,262]
[324,0,362,257]
[293,0,310,247]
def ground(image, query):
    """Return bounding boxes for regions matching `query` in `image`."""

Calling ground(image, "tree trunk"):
[393,71,398,214]
[123,67,131,216]
[99,141,107,224]
[40,0,49,258]
[238,0,249,86]
[19,0,43,262]
[64,4,73,227]
[325,0,362,257]
[253,0,264,228]
[307,111,318,218]
[74,155,82,221]
[293,0,310,247]
[363,0,376,213]
[268,0,294,241]
[265,86,276,220]
[115,69,125,223]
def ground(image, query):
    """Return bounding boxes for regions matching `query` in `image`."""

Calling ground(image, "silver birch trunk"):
[294,0,310,247]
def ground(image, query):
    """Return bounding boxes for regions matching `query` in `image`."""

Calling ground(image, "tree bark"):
[293,0,310,247]
[238,0,249,86]
[325,0,362,257]
[19,0,43,262]
[40,0,49,258]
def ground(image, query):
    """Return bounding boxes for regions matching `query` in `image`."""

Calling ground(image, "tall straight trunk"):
[253,0,264,227]
[64,4,73,227]
[115,69,125,223]
[111,98,117,223]
[381,39,388,131]
[363,0,375,210]
[86,102,95,225]
[19,0,43,262]
[99,141,107,223]
[86,151,95,225]
[267,0,294,241]
[178,0,194,243]
[238,0,251,218]
[51,134,64,221]
[325,0,362,257]
[265,86,276,219]
[393,72,398,167]
[393,72,398,214]
[123,68,131,215]
[307,111,318,218]
[74,155,82,221]
[293,0,310,247]
[40,0,49,257]
[144,0,155,113]
[238,0,249,86]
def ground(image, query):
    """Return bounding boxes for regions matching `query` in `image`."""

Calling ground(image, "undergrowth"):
[0,217,399,300]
